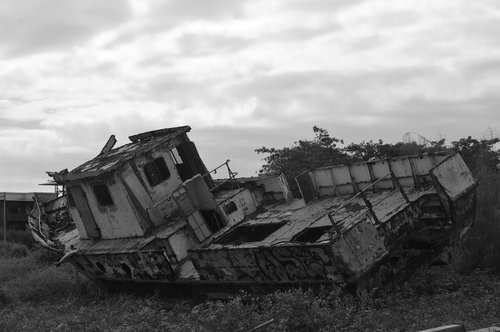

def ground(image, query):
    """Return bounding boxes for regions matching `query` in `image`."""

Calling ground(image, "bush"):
[0,242,29,258]
[0,245,98,305]
[2,264,97,303]
[0,229,35,248]
[457,166,500,272]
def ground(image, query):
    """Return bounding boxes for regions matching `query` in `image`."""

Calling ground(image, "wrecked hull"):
[29,127,477,294]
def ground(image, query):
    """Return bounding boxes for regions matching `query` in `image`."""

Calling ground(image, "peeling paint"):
[28,126,477,293]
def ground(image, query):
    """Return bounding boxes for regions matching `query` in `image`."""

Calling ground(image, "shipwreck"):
[29,126,477,293]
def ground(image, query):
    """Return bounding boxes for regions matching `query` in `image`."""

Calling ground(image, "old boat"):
[29,126,477,292]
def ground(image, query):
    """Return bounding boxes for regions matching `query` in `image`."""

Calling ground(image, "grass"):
[0,259,499,331]
[0,167,499,331]
[458,167,500,272]
[0,228,35,248]
[1,244,499,331]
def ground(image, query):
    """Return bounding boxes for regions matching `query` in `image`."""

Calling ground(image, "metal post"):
[387,159,410,203]
[328,214,343,235]
[352,178,380,225]
[3,193,6,242]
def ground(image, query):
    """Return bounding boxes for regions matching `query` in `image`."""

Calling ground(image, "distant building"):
[1,192,56,230]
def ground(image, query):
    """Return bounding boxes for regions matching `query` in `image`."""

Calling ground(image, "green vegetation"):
[457,166,500,272]
[1,184,499,331]
[0,129,499,331]
[0,243,499,331]
[256,127,499,197]
[0,228,36,248]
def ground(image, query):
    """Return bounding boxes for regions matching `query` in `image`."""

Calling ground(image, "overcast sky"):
[1,0,500,192]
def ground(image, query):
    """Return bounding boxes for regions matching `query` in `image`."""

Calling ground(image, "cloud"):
[176,33,252,57]
[145,0,247,32]
[1,0,500,192]
[0,0,132,58]
[287,0,366,12]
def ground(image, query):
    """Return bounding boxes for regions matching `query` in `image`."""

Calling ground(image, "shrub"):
[2,264,96,303]
[29,246,62,264]
[0,245,98,304]
[182,287,361,332]
[0,229,35,248]
[457,166,500,272]
[0,242,29,258]
[0,255,39,283]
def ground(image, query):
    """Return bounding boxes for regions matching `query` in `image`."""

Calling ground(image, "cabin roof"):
[53,126,191,182]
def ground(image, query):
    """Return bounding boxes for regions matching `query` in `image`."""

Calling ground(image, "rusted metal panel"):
[331,221,388,276]
[387,157,414,187]
[330,165,354,194]
[349,163,372,191]
[430,153,477,225]
[71,250,174,281]
[295,171,318,203]
[311,168,336,197]
[190,245,342,283]
[379,197,422,244]
[430,153,476,201]
[215,187,256,221]
[309,155,451,199]
[370,160,394,190]
[278,173,294,204]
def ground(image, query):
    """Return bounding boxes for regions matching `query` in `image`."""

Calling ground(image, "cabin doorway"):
[68,185,101,239]
[171,141,214,187]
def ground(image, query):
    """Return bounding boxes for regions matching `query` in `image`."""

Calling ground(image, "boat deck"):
[205,187,435,249]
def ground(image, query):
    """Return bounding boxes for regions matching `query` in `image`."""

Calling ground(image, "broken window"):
[170,147,183,165]
[93,184,114,207]
[293,226,332,242]
[222,201,237,215]
[214,222,286,245]
[200,210,225,233]
[144,157,171,186]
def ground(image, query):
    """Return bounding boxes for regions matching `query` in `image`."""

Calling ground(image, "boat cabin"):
[49,126,292,275]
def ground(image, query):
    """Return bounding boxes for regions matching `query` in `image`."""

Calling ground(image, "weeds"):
[0,249,499,332]
[0,229,35,248]
[0,164,499,330]
[0,241,29,258]
[457,166,500,272]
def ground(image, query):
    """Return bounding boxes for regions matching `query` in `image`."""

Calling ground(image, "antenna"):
[403,132,433,147]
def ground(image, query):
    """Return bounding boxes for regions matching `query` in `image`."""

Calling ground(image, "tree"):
[255,127,351,196]
[256,127,499,197]
[451,136,500,174]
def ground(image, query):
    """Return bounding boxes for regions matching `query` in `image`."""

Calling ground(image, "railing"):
[146,159,238,220]
[202,159,239,193]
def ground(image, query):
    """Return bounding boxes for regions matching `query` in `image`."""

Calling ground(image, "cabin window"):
[170,147,183,165]
[144,157,171,186]
[93,184,114,206]
[222,201,237,215]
